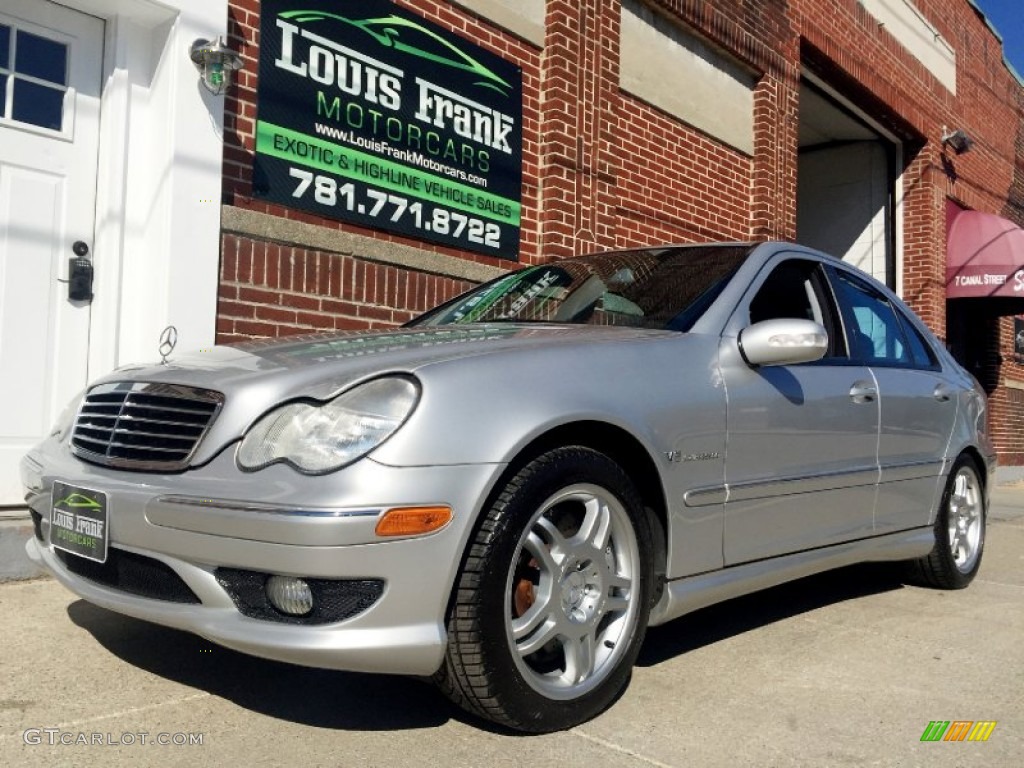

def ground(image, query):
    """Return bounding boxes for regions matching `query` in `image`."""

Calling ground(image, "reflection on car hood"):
[106,325,673,389]
[92,324,676,465]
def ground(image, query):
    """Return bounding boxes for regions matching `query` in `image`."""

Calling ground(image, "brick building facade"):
[215,0,1024,462]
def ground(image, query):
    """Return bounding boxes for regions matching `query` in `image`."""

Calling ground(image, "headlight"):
[237,376,420,474]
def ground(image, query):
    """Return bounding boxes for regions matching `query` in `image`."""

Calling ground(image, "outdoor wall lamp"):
[189,37,242,95]
[941,127,974,155]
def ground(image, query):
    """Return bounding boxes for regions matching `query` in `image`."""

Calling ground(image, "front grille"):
[216,568,384,625]
[54,547,201,604]
[71,382,223,471]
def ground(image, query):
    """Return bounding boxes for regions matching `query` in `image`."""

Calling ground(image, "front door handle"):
[850,381,877,403]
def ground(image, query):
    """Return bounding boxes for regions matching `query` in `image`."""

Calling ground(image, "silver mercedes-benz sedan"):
[22,242,993,732]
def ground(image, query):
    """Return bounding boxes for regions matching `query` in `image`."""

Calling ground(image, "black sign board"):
[50,481,108,563]
[254,0,523,260]
[1015,317,1024,360]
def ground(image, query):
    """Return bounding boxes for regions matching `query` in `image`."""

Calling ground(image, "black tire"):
[435,446,655,733]
[906,455,986,589]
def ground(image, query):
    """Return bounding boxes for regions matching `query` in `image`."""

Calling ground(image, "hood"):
[91,324,674,465]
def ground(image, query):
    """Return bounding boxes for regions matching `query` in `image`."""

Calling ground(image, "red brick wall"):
[616,94,753,245]
[216,235,473,344]
[537,0,620,259]
[792,0,1024,464]
[219,0,778,345]
[218,0,1024,460]
[221,0,1023,301]
[991,317,1024,467]
[220,0,542,343]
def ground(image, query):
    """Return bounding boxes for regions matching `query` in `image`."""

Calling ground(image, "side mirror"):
[738,318,828,367]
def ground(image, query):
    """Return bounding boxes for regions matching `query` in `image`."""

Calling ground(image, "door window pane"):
[833,271,912,365]
[14,30,67,85]
[748,259,847,359]
[0,25,10,68]
[749,260,820,324]
[899,315,939,369]
[2,26,70,131]
[12,79,63,131]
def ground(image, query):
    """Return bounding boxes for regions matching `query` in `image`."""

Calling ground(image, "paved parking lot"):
[2,489,1022,767]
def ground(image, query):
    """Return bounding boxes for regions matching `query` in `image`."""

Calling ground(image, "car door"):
[721,257,878,565]
[827,267,957,533]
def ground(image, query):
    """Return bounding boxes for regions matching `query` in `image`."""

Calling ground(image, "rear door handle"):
[934,384,953,402]
[850,382,877,403]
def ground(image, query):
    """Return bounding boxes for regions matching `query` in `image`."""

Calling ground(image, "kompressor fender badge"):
[666,451,721,463]
[159,325,178,365]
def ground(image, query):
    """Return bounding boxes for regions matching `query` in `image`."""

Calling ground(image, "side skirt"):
[648,528,933,627]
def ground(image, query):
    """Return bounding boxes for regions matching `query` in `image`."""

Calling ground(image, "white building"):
[0,0,227,504]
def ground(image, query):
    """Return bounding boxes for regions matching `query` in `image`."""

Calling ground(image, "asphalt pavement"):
[1,487,1022,767]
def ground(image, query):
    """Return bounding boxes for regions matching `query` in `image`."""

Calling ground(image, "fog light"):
[266,575,313,616]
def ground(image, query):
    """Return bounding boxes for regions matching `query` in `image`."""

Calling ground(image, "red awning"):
[946,210,1024,299]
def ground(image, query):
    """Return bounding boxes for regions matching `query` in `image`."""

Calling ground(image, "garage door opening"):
[796,79,898,289]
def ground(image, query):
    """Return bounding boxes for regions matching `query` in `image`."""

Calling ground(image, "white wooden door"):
[0,1,103,505]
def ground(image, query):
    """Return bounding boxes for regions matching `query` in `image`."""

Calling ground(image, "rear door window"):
[830,268,935,369]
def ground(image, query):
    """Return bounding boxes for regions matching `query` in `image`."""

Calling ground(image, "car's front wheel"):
[907,455,986,589]
[436,446,654,732]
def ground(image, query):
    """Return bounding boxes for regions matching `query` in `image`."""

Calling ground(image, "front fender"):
[370,336,721,469]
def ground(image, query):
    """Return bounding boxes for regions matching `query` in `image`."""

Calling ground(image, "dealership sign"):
[254,0,523,259]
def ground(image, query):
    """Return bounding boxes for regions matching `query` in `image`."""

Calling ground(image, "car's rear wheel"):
[436,446,654,732]
[907,455,986,589]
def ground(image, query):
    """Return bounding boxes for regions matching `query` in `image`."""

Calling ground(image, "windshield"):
[409,244,753,331]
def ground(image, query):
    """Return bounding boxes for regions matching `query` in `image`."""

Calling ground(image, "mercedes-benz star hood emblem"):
[158,325,178,364]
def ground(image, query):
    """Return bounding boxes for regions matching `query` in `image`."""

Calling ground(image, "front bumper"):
[22,439,505,675]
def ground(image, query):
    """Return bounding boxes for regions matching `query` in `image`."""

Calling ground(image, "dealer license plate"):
[50,481,109,563]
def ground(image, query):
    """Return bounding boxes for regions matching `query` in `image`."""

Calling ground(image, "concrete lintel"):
[221,206,508,284]
[448,0,545,47]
